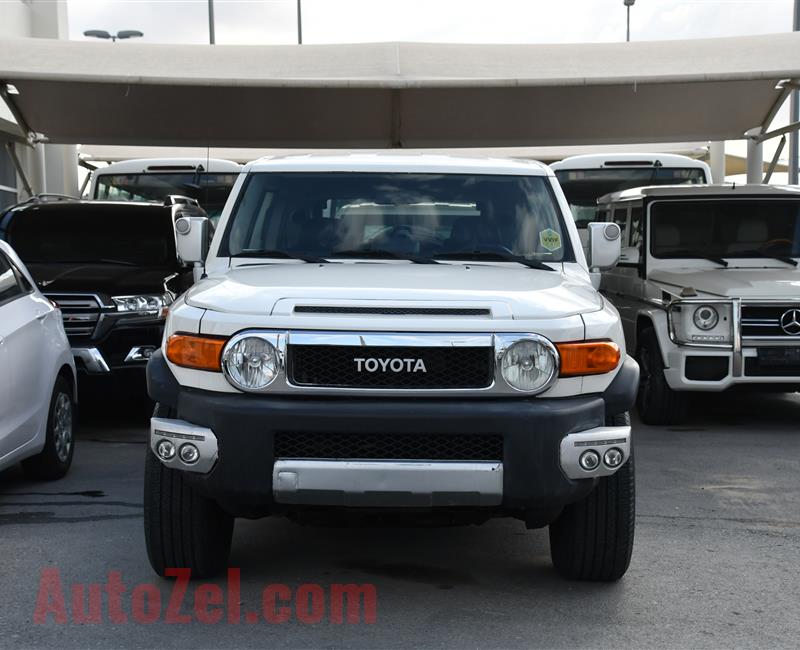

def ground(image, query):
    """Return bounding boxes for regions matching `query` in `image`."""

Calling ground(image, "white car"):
[143,153,639,582]
[0,241,77,479]
[597,184,800,424]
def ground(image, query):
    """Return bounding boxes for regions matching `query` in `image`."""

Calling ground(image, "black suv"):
[0,197,200,384]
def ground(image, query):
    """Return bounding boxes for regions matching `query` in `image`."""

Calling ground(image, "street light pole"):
[83,29,143,43]
[624,0,636,42]
[297,0,303,44]
[208,0,216,44]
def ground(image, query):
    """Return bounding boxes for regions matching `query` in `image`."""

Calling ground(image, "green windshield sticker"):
[539,228,562,252]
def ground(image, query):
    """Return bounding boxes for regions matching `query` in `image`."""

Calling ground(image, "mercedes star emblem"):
[780,309,800,336]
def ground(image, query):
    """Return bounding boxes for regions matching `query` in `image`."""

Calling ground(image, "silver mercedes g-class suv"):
[144,154,639,582]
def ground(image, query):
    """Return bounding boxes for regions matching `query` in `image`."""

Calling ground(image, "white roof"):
[94,158,242,175]
[599,184,800,204]
[1,34,798,147]
[245,152,552,175]
[550,153,711,171]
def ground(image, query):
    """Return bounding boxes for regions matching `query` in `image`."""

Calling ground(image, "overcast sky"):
[68,0,794,45]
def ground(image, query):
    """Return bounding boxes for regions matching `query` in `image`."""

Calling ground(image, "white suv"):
[598,184,800,424]
[144,154,639,581]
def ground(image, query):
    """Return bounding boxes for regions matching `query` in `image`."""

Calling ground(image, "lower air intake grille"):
[287,345,494,389]
[275,432,503,461]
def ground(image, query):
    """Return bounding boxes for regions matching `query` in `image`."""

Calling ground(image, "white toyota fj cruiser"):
[598,184,800,424]
[144,154,639,581]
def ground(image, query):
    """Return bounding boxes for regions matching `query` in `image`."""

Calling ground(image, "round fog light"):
[604,448,624,468]
[579,450,601,471]
[156,439,175,460]
[179,443,200,464]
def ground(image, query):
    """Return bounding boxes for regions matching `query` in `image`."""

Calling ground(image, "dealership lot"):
[1,392,798,649]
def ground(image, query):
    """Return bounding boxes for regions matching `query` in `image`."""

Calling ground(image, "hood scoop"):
[293,305,492,317]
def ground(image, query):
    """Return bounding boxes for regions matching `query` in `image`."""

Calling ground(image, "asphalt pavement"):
[1,391,799,649]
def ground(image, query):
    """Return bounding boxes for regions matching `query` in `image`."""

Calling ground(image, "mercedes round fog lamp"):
[693,305,719,331]
[222,336,279,391]
[500,338,557,393]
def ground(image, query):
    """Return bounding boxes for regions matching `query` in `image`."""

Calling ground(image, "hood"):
[649,267,800,299]
[25,262,176,297]
[186,262,602,319]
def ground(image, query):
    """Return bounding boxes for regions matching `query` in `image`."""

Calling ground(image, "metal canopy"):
[1,34,799,148]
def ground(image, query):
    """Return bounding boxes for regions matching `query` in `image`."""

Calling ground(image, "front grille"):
[287,345,494,389]
[275,432,503,461]
[46,293,103,338]
[741,305,800,338]
[294,306,491,316]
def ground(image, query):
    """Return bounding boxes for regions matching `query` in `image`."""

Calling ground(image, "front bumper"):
[664,345,800,391]
[147,351,638,517]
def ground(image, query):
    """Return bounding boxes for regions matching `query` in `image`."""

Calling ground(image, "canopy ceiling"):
[1,34,798,148]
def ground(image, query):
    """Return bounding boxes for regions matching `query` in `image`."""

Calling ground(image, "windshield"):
[221,172,573,263]
[94,172,238,222]
[555,167,707,227]
[6,206,176,267]
[650,199,800,262]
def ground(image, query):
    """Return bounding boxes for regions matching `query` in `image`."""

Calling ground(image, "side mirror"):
[587,222,621,271]
[175,215,209,265]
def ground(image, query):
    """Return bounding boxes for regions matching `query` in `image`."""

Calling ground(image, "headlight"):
[222,336,279,391]
[500,338,558,393]
[669,301,732,344]
[693,305,719,330]
[112,294,172,317]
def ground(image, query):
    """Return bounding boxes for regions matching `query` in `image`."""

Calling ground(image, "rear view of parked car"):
[0,241,77,479]
[0,198,200,388]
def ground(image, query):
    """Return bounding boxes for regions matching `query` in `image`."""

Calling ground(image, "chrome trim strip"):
[272,459,503,507]
[288,332,494,347]
[559,425,632,480]
[124,346,158,364]
[71,347,110,373]
[732,298,743,377]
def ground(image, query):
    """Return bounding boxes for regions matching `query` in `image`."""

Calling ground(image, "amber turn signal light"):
[166,334,226,371]
[556,341,620,377]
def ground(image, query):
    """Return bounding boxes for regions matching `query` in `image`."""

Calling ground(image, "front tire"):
[144,404,234,579]
[636,327,688,425]
[549,412,635,582]
[22,376,75,480]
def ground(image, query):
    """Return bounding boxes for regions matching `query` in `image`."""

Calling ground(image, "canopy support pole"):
[709,141,725,183]
[764,135,786,183]
[5,142,34,198]
[746,128,764,184]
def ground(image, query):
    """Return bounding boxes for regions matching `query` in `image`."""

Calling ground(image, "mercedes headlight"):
[500,338,558,393]
[222,336,279,391]
[112,293,172,317]
[693,305,719,330]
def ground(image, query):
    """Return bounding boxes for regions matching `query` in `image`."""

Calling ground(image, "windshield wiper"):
[658,250,729,268]
[231,250,329,264]
[433,250,556,271]
[327,249,439,264]
[730,250,798,268]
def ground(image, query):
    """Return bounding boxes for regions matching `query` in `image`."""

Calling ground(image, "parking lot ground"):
[1,392,799,649]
